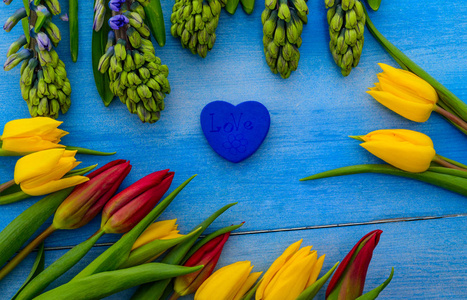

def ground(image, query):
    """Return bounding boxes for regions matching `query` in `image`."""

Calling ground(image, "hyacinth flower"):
[171,232,232,299]
[326,230,393,300]
[0,117,115,156]
[3,0,72,118]
[256,239,325,300]
[93,0,171,123]
[194,261,262,300]
[364,8,467,135]
[302,129,467,198]
[368,64,467,133]
[0,160,131,282]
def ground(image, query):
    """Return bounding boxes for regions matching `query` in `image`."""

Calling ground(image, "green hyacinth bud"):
[137,85,152,99]
[181,29,191,46]
[126,11,144,28]
[37,97,49,116]
[202,4,213,22]
[291,0,308,15]
[7,34,27,57]
[208,0,221,16]
[345,9,357,29]
[274,19,286,46]
[127,27,142,49]
[110,55,123,74]
[327,6,336,24]
[124,51,135,71]
[263,10,278,38]
[266,42,279,59]
[330,5,344,31]
[139,67,151,81]
[43,20,61,45]
[61,80,71,96]
[278,0,291,22]
[286,21,299,44]
[261,8,272,25]
[354,0,364,19]
[130,2,146,19]
[48,84,58,99]
[206,16,218,34]
[114,39,127,61]
[4,49,32,71]
[325,0,335,9]
[106,31,116,51]
[146,78,160,90]
[265,0,277,10]
[133,50,146,69]
[135,24,151,38]
[98,46,114,73]
[336,30,348,54]
[44,0,61,15]
[20,58,38,86]
[21,80,31,100]
[3,7,27,32]
[345,28,357,46]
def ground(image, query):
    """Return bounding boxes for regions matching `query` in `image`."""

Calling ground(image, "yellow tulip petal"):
[21,157,78,188]
[256,240,302,300]
[1,117,66,139]
[20,175,89,196]
[1,136,65,152]
[233,272,263,300]
[160,231,183,240]
[196,261,253,300]
[306,254,325,287]
[14,149,66,183]
[367,90,434,122]
[132,219,179,250]
[378,63,438,102]
[377,75,434,105]
[363,129,434,147]
[361,140,436,172]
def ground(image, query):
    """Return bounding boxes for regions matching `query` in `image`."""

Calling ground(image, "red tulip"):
[101,169,174,233]
[326,230,383,300]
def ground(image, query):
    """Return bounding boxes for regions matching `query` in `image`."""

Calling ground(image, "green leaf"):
[34,12,48,33]
[65,146,116,156]
[92,4,114,106]
[226,0,240,15]
[72,175,197,280]
[11,242,45,300]
[296,262,339,300]
[366,0,381,11]
[22,0,30,16]
[240,0,255,14]
[144,0,166,47]
[0,188,73,268]
[241,279,262,300]
[69,0,79,62]
[21,18,30,44]
[356,267,394,300]
[301,164,467,197]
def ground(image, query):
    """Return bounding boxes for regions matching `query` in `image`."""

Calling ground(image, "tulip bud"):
[354,129,436,173]
[53,160,131,229]
[256,239,325,300]
[326,230,383,300]
[14,149,89,196]
[131,219,183,250]
[101,169,175,233]
[172,233,231,298]
[367,63,438,122]
[195,261,262,300]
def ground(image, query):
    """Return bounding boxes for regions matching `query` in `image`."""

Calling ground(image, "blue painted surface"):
[0,0,466,299]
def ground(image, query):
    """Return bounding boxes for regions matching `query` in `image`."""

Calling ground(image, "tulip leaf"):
[69,0,79,62]
[131,202,238,300]
[301,164,467,197]
[64,164,98,177]
[366,0,381,11]
[0,188,73,268]
[241,279,262,300]
[65,146,116,156]
[15,232,105,300]
[72,175,197,280]
[11,242,45,300]
[92,4,114,106]
[182,223,245,264]
[34,264,203,300]
[364,7,467,122]
[144,0,166,47]
[296,261,339,300]
[356,267,394,300]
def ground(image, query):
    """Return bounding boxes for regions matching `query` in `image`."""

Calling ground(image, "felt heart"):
[200,101,270,163]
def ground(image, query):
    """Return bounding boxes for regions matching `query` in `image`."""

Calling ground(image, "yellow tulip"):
[14,149,88,196]
[256,240,325,300]
[131,219,183,250]
[357,129,436,173]
[195,261,262,300]
[367,63,438,122]
[1,117,68,153]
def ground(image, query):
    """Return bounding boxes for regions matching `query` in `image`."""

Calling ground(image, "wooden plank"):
[0,216,465,299]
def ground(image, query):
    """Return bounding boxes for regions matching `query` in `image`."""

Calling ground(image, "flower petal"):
[14,149,66,183]
[20,176,89,196]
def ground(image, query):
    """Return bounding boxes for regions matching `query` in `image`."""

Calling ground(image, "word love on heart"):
[200,101,270,163]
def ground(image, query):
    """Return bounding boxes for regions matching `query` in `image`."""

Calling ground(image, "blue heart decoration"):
[200,101,271,163]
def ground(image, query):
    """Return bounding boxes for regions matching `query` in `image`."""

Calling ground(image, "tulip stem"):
[168,293,180,300]
[434,105,467,132]
[433,155,467,172]
[0,179,15,194]
[0,225,56,281]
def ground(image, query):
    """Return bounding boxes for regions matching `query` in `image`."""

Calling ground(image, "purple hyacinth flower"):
[36,32,52,51]
[108,15,129,30]
[109,0,125,12]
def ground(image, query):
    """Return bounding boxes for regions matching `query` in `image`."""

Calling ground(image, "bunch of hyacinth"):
[3,0,71,119]
[94,0,170,123]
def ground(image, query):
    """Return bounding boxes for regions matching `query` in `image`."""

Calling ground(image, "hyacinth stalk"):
[95,0,171,123]
[261,0,309,78]
[326,0,365,76]
[170,0,227,58]
[3,0,72,118]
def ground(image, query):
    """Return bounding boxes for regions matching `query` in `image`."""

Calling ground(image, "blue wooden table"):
[0,0,466,299]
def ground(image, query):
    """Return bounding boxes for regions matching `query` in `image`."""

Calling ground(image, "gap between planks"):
[42,213,467,252]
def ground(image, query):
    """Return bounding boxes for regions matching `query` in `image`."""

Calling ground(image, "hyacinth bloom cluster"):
[195,261,262,300]
[96,0,171,123]
[101,169,175,233]
[0,117,67,153]
[14,149,88,196]
[3,0,72,118]
[256,239,325,300]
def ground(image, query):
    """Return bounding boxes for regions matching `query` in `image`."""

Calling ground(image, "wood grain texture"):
[0,0,466,298]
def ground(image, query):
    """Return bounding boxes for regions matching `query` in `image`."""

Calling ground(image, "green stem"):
[0,225,56,281]
[0,191,30,205]
[65,146,116,156]
[364,7,467,122]
[0,179,15,194]
[433,155,467,171]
